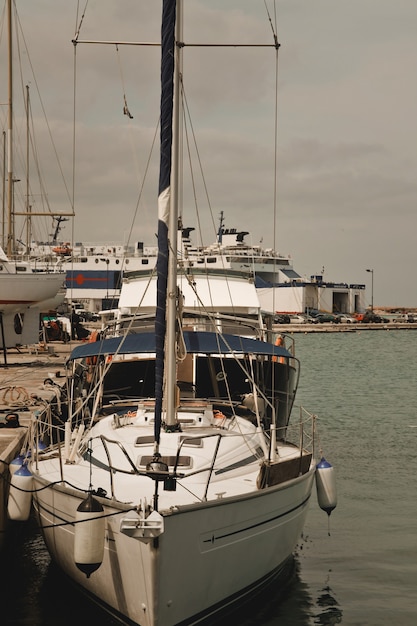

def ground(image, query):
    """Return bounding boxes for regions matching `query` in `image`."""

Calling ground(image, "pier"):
[0,342,72,548]
[273,321,417,333]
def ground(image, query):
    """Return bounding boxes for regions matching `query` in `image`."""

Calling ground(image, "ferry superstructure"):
[30,215,300,312]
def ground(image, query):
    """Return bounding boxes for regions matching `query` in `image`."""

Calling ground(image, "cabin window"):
[16,266,27,272]
[141,259,149,265]
[195,355,252,400]
[206,257,216,263]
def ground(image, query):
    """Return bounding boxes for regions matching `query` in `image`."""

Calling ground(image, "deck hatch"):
[139,455,193,469]
[135,436,155,446]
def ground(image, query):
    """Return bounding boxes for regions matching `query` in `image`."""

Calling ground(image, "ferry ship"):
[30,213,300,309]
[30,213,366,317]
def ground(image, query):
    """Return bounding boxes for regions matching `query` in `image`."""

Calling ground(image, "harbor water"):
[1,329,416,625]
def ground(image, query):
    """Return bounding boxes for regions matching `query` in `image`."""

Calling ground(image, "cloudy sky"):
[1,1,416,307]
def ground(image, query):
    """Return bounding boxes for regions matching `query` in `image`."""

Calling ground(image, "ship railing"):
[97,432,225,501]
[28,403,317,500]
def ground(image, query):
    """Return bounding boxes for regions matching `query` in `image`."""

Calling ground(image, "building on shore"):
[257,275,366,315]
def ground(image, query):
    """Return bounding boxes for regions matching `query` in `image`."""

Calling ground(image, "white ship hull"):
[0,272,64,314]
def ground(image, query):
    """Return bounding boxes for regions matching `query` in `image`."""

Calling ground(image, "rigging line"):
[264,0,281,314]
[180,86,212,236]
[69,24,79,296]
[273,16,280,315]
[181,85,239,317]
[264,0,280,51]
[73,0,89,43]
[181,90,219,312]
[27,100,48,215]
[181,84,220,250]
[181,84,204,249]
[24,92,59,226]
[115,43,134,119]
[71,47,77,201]
[121,114,160,261]
[106,52,160,261]
[72,40,277,48]
[0,3,5,42]
[183,43,279,48]
[182,117,225,314]
[13,9,74,214]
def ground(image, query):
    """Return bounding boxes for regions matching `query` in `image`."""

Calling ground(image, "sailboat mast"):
[154,0,177,442]
[26,84,30,252]
[1,132,5,249]
[26,85,32,254]
[6,0,14,257]
[165,0,182,427]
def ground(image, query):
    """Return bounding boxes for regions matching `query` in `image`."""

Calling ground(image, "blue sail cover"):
[154,0,176,443]
[69,331,292,361]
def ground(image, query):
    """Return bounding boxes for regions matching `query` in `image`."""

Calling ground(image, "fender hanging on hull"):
[315,457,337,516]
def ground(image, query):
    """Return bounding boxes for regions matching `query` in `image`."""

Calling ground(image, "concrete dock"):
[0,340,74,548]
[271,321,417,333]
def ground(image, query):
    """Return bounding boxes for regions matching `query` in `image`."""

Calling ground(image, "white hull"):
[0,268,65,347]
[31,389,315,626]
[34,468,314,626]
[0,272,64,314]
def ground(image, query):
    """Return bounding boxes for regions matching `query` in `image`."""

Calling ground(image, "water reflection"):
[213,557,343,626]
[314,579,343,625]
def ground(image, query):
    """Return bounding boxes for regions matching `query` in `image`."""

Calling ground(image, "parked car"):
[303,314,316,324]
[71,302,86,318]
[289,314,308,324]
[336,314,357,323]
[82,311,100,322]
[71,303,99,322]
[274,314,291,324]
[361,312,389,323]
[397,313,416,323]
[315,313,340,324]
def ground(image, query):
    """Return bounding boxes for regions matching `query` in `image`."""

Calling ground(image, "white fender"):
[315,457,337,516]
[74,493,105,578]
[8,463,33,521]
[10,453,27,475]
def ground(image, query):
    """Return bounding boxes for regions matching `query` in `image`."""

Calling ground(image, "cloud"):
[1,1,416,306]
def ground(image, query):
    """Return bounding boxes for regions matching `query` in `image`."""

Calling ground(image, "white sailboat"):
[0,246,63,315]
[0,0,65,347]
[25,3,336,625]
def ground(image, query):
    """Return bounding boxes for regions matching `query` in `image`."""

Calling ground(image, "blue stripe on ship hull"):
[65,270,122,290]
